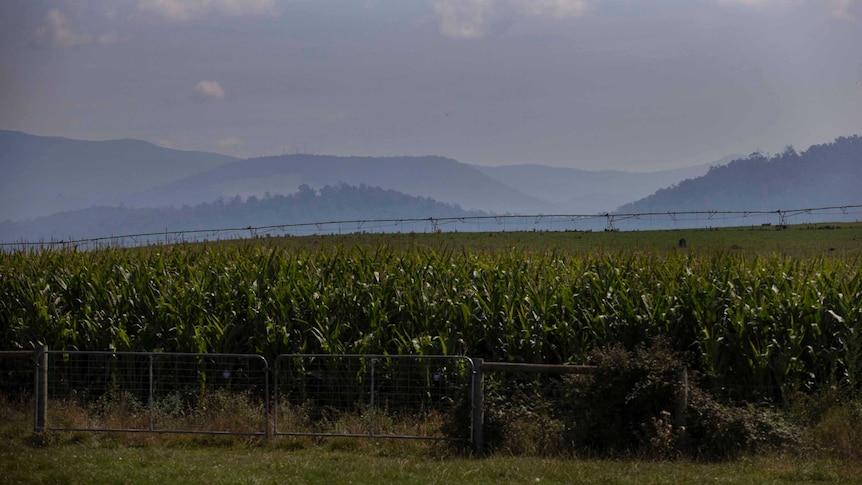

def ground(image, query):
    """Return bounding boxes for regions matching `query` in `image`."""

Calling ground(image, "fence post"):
[369,358,376,437]
[148,354,155,432]
[35,344,48,431]
[265,363,272,439]
[675,365,688,449]
[471,358,484,456]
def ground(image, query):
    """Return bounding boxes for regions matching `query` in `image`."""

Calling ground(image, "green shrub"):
[557,339,799,460]
[556,340,685,457]
[482,375,567,456]
[684,387,799,460]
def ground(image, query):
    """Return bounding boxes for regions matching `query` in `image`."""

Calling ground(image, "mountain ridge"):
[1,130,735,225]
[471,155,737,215]
[0,183,483,243]
[8,129,855,238]
[132,153,553,215]
[0,130,239,221]
[618,136,862,216]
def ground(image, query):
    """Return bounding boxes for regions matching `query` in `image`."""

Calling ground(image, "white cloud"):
[826,0,862,20]
[97,32,121,45]
[432,0,593,39]
[32,9,121,49]
[138,0,278,22]
[520,0,591,19]
[194,80,226,100]
[33,9,92,48]
[433,0,493,39]
[717,0,860,19]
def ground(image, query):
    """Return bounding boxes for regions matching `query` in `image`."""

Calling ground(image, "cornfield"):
[2,238,860,403]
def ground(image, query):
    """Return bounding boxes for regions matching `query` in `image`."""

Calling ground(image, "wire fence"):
[43,351,270,436]
[2,349,802,454]
[274,354,475,441]
[1,350,478,443]
[2,204,860,251]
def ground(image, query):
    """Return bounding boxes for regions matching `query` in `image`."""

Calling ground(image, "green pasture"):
[249,221,862,257]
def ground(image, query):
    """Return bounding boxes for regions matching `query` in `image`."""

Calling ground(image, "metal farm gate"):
[4,349,544,451]
[274,354,476,442]
[41,351,270,436]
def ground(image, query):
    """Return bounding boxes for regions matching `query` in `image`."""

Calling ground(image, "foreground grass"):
[3,402,858,484]
[3,406,857,484]
[0,435,862,484]
[2,438,861,485]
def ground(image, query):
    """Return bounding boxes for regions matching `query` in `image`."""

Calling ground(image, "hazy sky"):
[2,0,861,171]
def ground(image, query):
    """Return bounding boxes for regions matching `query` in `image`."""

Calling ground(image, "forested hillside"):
[136,154,550,215]
[0,184,482,243]
[618,136,861,213]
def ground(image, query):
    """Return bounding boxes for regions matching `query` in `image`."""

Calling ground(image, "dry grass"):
[5,395,862,484]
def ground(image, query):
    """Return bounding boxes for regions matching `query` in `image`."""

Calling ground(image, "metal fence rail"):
[4,350,479,445]
[43,351,270,436]
[274,354,475,442]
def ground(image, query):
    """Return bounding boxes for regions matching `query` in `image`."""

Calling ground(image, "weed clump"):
[556,339,799,460]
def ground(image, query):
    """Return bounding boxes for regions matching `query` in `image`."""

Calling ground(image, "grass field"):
[1,398,861,485]
[244,221,862,258]
[0,445,862,485]
[2,400,861,484]
[3,437,862,484]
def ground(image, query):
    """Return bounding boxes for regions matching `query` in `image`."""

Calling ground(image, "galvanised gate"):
[273,354,476,441]
[2,349,478,445]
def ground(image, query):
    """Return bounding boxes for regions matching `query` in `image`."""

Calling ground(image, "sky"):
[1,0,861,172]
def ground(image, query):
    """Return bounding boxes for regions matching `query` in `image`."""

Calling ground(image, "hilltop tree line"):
[619,135,862,213]
[0,184,482,243]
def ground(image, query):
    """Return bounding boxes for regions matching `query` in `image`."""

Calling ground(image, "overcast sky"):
[1,0,861,171]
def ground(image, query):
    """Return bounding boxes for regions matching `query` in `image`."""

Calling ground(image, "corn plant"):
[2,239,860,404]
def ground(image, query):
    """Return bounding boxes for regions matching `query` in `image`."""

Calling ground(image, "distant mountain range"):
[618,136,862,214]
[0,184,482,243]
[130,153,726,218]
[126,154,552,216]
[472,158,734,215]
[1,129,858,242]
[0,130,722,223]
[0,130,238,221]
